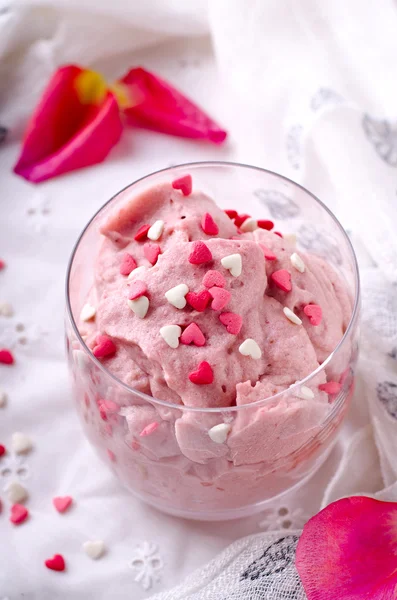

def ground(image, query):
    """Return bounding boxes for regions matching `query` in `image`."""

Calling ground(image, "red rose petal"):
[93,335,116,359]
[296,496,397,600]
[143,242,161,265]
[53,496,73,513]
[172,175,192,196]
[208,287,231,311]
[186,290,211,312]
[188,241,212,265]
[304,304,323,326]
[10,503,29,525]
[180,323,206,347]
[270,269,292,292]
[119,252,137,276]
[201,212,219,236]
[257,219,274,230]
[0,444,6,457]
[0,349,14,365]
[319,381,342,395]
[219,312,243,335]
[234,213,251,227]
[258,243,277,261]
[189,361,214,385]
[202,270,226,288]
[134,224,151,241]
[45,554,66,572]
[224,209,238,219]
[127,280,147,300]
[118,67,227,144]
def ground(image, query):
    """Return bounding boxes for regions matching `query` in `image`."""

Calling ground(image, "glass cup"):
[65,162,360,521]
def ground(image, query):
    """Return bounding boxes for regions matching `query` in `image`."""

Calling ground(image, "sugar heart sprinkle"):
[128,265,147,280]
[143,242,161,265]
[0,390,7,407]
[12,432,33,454]
[80,303,96,322]
[240,217,257,232]
[188,241,212,265]
[127,280,147,300]
[283,307,302,325]
[203,270,226,288]
[127,296,149,319]
[134,224,151,241]
[258,243,277,261]
[257,219,274,230]
[303,304,322,326]
[0,444,6,457]
[165,283,189,309]
[201,212,219,235]
[10,503,29,525]
[209,287,231,311]
[291,384,315,400]
[290,252,305,273]
[172,174,192,196]
[234,213,251,227]
[189,361,214,385]
[53,496,73,513]
[208,423,231,444]
[0,259,5,270]
[319,381,342,395]
[120,253,137,276]
[181,323,206,347]
[83,540,105,560]
[93,335,117,358]
[147,220,164,241]
[221,253,242,277]
[0,349,14,365]
[140,422,159,436]
[224,209,238,219]
[219,312,243,335]
[6,481,28,504]
[186,290,211,312]
[271,269,292,292]
[160,325,182,349]
[239,338,262,359]
[45,554,66,572]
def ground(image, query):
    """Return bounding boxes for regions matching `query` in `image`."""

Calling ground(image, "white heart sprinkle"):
[128,265,147,280]
[127,296,149,319]
[11,432,33,454]
[80,303,96,322]
[290,252,305,273]
[238,338,262,359]
[0,302,14,317]
[5,481,28,504]
[291,383,314,400]
[221,253,242,277]
[83,540,106,560]
[284,233,297,246]
[147,220,164,241]
[208,423,231,444]
[240,218,258,232]
[283,307,302,325]
[165,283,189,309]
[160,325,182,349]
[0,390,7,407]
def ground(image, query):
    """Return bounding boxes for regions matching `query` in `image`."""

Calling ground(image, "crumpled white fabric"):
[1,1,397,598]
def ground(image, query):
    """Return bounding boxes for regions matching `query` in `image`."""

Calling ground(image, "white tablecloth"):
[2,1,397,598]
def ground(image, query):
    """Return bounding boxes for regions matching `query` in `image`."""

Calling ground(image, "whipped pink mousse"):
[77,174,352,486]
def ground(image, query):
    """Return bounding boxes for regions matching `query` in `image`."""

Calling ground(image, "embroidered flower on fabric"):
[376,381,397,419]
[0,453,30,482]
[259,506,310,531]
[253,189,300,220]
[129,541,163,591]
[286,125,304,170]
[363,115,397,167]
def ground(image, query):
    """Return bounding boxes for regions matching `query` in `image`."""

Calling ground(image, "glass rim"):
[65,160,360,415]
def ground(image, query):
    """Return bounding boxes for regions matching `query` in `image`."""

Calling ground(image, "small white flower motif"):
[258,505,309,531]
[0,453,30,482]
[26,191,51,233]
[0,320,49,350]
[129,542,163,591]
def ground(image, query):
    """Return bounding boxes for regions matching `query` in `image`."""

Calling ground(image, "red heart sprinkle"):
[134,224,151,241]
[0,349,14,365]
[209,287,231,311]
[274,231,283,238]
[257,219,274,230]
[188,241,212,265]
[172,174,192,196]
[234,213,251,227]
[181,323,206,347]
[304,304,322,326]
[119,252,137,276]
[224,209,238,219]
[53,496,73,513]
[0,259,5,270]
[258,243,277,261]
[186,290,211,312]
[45,554,66,572]
[93,335,117,359]
[140,422,159,437]
[128,280,147,300]
[270,269,292,292]
[202,270,226,288]
[10,503,29,525]
[201,212,219,236]
[219,312,243,335]
[189,361,214,385]
[0,444,6,457]
[319,381,342,395]
[143,242,161,265]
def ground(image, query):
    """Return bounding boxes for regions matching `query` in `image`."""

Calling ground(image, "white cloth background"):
[1,1,397,598]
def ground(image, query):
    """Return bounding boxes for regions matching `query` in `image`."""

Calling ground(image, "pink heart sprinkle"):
[219,312,243,335]
[172,174,192,196]
[202,270,226,288]
[45,554,66,572]
[10,503,29,525]
[189,361,214,385]
[0,259,5,270]
[93,335,116,359]
[201,212,219,236]
[258,243,277,261]
[0,349,14,365]
[181,323,206,347]
[257,219,274,231]
[134,224,151,241]
[270,269,292,292]
[186,290,212,312]
[53,496,73,513]
[209,287,231,311]
[140,422,159,437]
[128,280,147,300]
[143,242,161,265]
[188,241,212,265]
[304,304,322,326]
[0,444,6,457]
[319,381,342,395]
[119,252,137,276]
